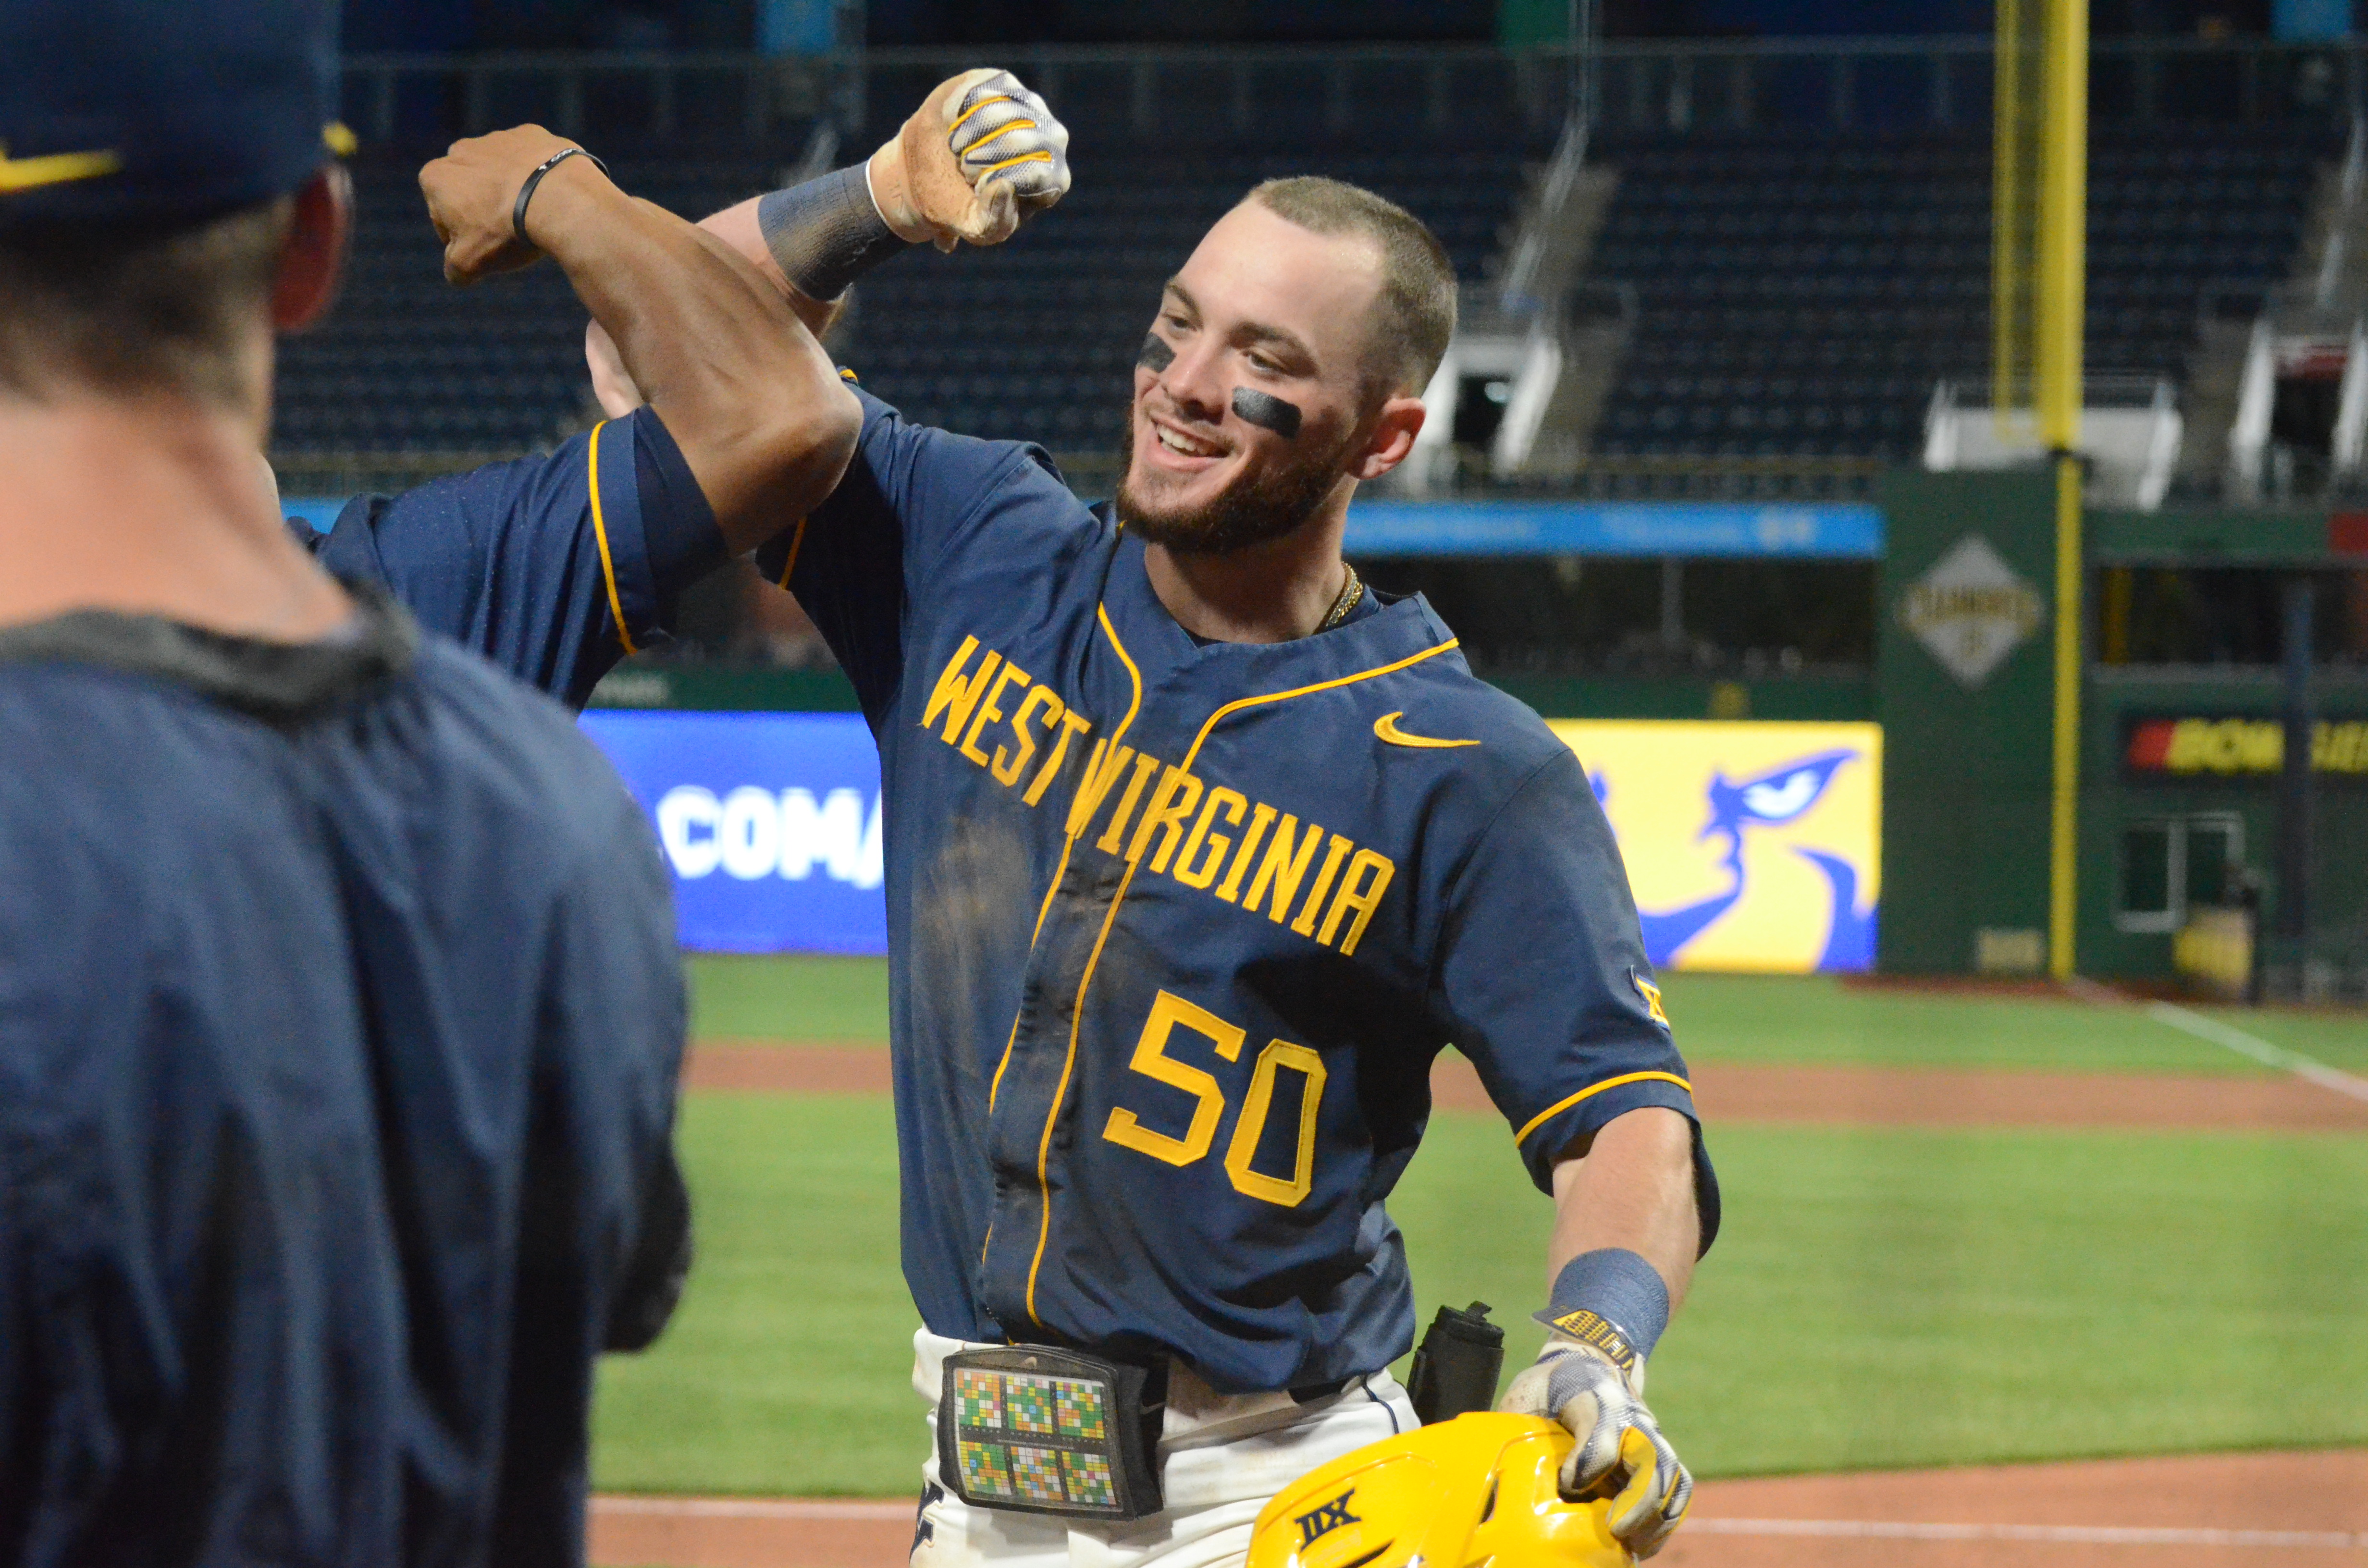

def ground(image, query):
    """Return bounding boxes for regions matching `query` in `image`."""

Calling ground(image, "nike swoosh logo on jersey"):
[1373,711,1477,749]
[0,144,122,194]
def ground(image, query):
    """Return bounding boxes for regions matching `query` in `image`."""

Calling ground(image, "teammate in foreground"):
[0,0,845,1559]
[627,130,1716,1565]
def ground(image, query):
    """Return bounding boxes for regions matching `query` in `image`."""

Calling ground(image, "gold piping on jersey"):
[775,515,809,589]
[1179,640,1463,774]
[1020,633,1459,1330]
[586,419,637,657]
[1013,603,1146,1320]
[1512,1071,1693,1149]
[987,604,1142,1120]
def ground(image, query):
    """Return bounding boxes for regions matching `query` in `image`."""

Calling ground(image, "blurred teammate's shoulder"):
[0,583,642,889]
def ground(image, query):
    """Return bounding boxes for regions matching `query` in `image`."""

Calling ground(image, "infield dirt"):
[590,1449,2368,1567]
[683,1042,2368,1135]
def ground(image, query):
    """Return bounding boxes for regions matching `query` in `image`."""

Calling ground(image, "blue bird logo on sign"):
[1560,722,1881,974]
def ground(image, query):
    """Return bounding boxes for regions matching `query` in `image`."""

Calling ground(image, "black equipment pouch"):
[937,1346,1167,1521]
[1407,1301,1505,1425]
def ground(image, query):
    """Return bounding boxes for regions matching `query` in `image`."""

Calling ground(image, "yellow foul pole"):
[2039,0,2087,979]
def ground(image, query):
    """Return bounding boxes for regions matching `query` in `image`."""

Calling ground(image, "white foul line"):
[1690,1518,2368,1549]
[586,1497,2368,1549]
[2063,975,2368,1105]
[2141,1000,2368,1105]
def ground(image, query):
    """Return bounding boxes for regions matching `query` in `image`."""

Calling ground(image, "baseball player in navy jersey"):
[598,76,1716,1568]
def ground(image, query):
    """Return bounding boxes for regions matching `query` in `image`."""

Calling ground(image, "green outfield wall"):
[1872,469,2061,974]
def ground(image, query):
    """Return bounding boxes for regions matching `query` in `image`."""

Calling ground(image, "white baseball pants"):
[907,1329,1416,1568]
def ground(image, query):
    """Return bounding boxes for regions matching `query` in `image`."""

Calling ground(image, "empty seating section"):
[1587,129,2325,462]
[849,152,1530,453]
[272,127,1537,458]
[275,151,805,453]
[276,96,2319,472]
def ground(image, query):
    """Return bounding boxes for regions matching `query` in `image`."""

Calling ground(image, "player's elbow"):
[792,378,863,502]
[701,376,861,555]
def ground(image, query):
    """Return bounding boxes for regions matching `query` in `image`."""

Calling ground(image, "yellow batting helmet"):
[1246,1412,1629,1568]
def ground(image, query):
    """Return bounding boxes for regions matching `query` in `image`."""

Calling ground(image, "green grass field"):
[686,952,2368,1072]
[594,959,2368,1495]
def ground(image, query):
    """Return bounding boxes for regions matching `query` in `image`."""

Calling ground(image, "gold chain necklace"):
[1316,561,1364,634]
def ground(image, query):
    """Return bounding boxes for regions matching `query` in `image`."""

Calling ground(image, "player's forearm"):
[697,196,841,339]
[1547,1107,1700,1309]
[527,162,859,554]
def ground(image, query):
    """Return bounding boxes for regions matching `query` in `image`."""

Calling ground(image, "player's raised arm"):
[585,70,1072,416]
[424,125,859,552]
[302,128,864,708]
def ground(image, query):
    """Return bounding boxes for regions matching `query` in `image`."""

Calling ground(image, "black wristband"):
[757,163,912,301]
[512,146,609,245]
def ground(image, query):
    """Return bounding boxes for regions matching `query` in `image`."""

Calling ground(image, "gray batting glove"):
[945,71,1070,210]
[880,68,1072,252]
[1499,1339,1693,1558]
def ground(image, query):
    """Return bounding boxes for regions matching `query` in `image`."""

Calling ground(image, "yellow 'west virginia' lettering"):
[1093,753,1165,855]
[994,684,1061,787]
[1025,710,1094,806]
[1128,766,1205,870]
[1317,849,1395,955]
[1215,802,1278,904]
[1065,739,1137,838]
[1243,814,1323,921]
[962,659,1032,767]
[1173,788,1247,889]
[924,627,1405,955]
[1290,834,1356,937]
[922,637,1001,745]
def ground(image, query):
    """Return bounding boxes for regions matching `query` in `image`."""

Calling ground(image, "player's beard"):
[1115,419,1352,557]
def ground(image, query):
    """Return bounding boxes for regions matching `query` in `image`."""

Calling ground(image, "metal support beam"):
[2277,578,2318,953]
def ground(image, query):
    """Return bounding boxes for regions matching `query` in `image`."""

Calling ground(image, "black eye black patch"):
[1136,333,1175,373]
[1230,387,1303,439]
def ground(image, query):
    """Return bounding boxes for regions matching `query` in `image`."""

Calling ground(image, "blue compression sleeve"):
[1536,1248,1672,1374]
[756,164,911,300]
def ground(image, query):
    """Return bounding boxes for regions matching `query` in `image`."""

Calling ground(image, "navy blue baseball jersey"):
[299,406,722,708]
[0,587,688,1568]
[759,390,1717,1394]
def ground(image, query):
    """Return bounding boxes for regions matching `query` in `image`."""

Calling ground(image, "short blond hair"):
[0,198,292,409]
[1246,176,1457,398]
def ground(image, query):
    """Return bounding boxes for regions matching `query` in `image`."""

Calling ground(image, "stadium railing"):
[338,35,2368,151]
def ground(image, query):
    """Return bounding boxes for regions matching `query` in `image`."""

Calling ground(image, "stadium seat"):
[1580,123,2327,463]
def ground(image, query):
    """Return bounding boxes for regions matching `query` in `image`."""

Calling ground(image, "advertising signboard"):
[2121,714,2368,782]
[1550,720,1884,973]
[580,710,1883,970]
[578,710,886,954]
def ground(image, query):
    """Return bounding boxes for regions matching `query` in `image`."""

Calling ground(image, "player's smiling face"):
[1119,201,1396,553]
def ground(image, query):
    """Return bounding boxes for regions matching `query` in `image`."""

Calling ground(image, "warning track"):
[589,1448,2368,1568]
[683,1044,2368,1134]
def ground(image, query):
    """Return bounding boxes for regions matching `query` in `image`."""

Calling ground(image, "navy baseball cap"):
[0,0,349,234]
